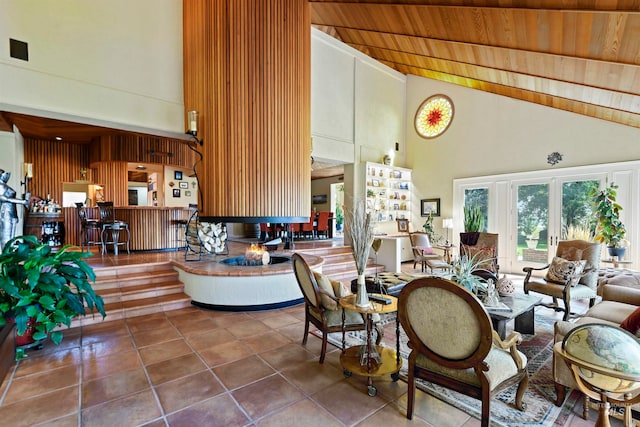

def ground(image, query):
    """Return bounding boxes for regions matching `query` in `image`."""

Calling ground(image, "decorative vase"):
[15,317,37,347]
[355,273,371,308]
[525,239,539,250]
[496,274,515,296]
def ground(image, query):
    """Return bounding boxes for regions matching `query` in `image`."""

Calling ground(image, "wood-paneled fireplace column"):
[183,0,311,223]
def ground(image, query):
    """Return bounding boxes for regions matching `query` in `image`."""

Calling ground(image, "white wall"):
[405,75,640,235]
[163,166,198,208]
[0,0,184,134]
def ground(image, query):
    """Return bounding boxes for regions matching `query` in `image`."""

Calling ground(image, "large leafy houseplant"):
[591,183,626,249]
[0,236,105,357]
[452,249,490,296]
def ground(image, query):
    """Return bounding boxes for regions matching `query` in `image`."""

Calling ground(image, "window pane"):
[561,180,599,240]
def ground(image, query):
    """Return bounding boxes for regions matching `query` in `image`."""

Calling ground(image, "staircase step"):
[92,269,180,291]
[99,281,187,304]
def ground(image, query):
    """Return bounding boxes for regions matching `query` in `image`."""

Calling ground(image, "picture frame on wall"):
[421,198,440,217]
[397,218,409,232]
[179,182,188,189]
[173,189,181,198]
[185,190,191,197]
[174,171,183,180]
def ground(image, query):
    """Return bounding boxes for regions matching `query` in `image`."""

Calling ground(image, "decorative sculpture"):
[0,169,29,251]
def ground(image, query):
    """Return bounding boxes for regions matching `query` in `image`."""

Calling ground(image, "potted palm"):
[591,183,627,259]
[0,235,106,359]
[463,205,484,232]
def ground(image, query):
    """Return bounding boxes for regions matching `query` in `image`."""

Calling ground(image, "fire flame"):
[245,243,268,265]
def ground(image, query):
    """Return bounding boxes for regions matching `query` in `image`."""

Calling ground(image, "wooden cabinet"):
[364,162,412,223]
[24,213,65,248]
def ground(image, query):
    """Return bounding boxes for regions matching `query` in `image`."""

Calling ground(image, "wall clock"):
[414,94,454,139]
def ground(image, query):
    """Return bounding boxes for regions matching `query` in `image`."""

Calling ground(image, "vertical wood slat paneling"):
[184,0,311,219]
[24,139,91,205]
[92,162,128,206]
[91,135,197,167]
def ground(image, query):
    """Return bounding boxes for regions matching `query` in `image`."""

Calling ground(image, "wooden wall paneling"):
[91,162,128,206]
[23,138,91,204]
[184,0,311,220]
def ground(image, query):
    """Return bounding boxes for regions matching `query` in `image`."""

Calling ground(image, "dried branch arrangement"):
[344,199,375,275]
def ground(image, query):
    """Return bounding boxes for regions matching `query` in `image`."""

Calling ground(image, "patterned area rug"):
[323,307,581,427]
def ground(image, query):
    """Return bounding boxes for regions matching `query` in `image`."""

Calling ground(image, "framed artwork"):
[179,182,188,189]
[421,198,441,217]
[397,218,409,233]
[312,194,327,204]
[185,190,192,197]
[174,171,183,180]
[173,189,181,198]
[372,179,379,187]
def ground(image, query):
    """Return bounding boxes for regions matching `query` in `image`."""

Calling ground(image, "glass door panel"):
[560,179,600,241]
[513,182,550,272]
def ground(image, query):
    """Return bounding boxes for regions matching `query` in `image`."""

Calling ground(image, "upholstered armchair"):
[292,253,381,363]
[523,240,601,321]
[398,277,529,426]
[459,232,499,282]
[409,232,449,272]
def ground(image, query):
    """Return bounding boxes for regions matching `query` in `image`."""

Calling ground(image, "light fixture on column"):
[186,110,203,146]
[442,218,453,245]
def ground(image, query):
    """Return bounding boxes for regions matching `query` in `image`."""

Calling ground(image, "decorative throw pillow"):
[461,245,496,272]
[330,278,352,298]
[545,257,586,286]
[313,271,337,310]
[421,247,435,255]
[557,247,583,262]
[620,307,640,337]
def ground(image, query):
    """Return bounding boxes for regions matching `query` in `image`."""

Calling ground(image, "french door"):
[510,174,605,274]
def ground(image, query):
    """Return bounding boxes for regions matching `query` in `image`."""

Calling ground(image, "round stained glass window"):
[414,95,454,139]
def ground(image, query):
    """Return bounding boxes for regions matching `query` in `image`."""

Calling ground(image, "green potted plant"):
[0,235,106,359]
[591,183,626,258]
[422,212,442,245]
[591,183,627,258]
[463,205,484,232]
[335,205,344,232]
[452,250,490,296]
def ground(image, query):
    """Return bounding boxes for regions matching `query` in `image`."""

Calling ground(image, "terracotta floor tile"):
[126,316,174,334]
[259,343,316,371]
[82,349,142,381]
[3,365,79,405]
[226,318,272,339]
[241,330,291,353]
[185,327,237,351]
[154,371,225,414]
[259,312,301,329]
[132,324,181,347]
[33,413,80,427]
[232,374,304,419]
[172,317,221,336]
[257,398,342,427]
[354,401,432,426]
[213,355,276,390]
[81,389,162,426]
[145,353,207,385]
[198,340,253,367]
[0,386,78,426]
[208,313,252,329]
[401,388,474,427]
[14,347,81,378]
[166,310,212,325]
[81,334,136,358]
[279,359,345,395]
[312,379,388,425]
[82,368,150,408]
[166,393,249,427]
[139,338,193,365]
[81,319,130,340]
[276,323,306,342]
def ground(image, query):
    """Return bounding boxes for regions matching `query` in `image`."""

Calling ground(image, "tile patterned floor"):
[0,246,624,426]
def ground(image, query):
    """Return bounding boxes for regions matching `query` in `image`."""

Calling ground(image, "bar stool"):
[75,202,101,252]
[97,202,130,255]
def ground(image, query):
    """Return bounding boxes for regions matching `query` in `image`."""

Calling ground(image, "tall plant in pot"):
[0,236,106,359]
[591,183,627,259]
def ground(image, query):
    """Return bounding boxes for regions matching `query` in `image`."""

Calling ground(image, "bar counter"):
[63,206,191,251]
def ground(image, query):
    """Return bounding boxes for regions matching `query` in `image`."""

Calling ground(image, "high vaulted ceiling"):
[310,0,640,130]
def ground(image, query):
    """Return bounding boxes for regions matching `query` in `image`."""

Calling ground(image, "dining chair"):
[316,211,330,238]
[301,213,315,239]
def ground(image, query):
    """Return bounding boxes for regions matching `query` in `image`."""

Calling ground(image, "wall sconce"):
[186,110,203,146]
[442,217,454,245]
[21,162,33,188]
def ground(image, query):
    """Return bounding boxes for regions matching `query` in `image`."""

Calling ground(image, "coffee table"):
[487,293,542,339]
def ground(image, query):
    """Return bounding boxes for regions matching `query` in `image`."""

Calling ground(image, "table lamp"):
[442,218,453,245]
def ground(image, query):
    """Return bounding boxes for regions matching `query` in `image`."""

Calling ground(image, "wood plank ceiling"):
[309,0,640,129]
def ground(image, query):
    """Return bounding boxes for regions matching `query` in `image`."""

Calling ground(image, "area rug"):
[321,307,581,427]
